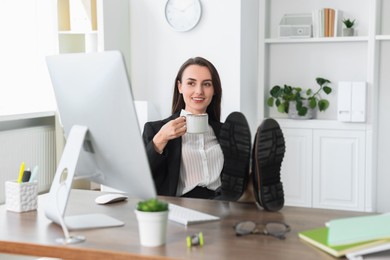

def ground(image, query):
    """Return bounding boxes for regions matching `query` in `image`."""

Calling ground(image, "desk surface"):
[0,189,368,260]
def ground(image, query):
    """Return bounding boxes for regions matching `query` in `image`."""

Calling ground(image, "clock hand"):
[182,1,195,11]
[174,0,195,12]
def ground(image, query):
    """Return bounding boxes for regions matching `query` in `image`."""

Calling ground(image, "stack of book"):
[298,214,390,258]
[312,8,342,38]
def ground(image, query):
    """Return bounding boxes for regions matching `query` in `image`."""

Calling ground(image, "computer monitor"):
[44,51,156,232]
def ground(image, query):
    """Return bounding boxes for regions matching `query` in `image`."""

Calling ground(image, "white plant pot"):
[288,100,315,120]
[134,210,169,247]
[343,28,354,37]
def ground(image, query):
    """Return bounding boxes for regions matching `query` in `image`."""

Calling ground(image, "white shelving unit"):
[265,36,369,44]
[258,0,388,212]
[56,0,130,68]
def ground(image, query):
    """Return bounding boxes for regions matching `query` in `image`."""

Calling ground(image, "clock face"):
[165,0,202,32]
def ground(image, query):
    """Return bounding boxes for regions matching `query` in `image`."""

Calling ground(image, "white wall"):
[128,0,259,131]
[376,41,390,212]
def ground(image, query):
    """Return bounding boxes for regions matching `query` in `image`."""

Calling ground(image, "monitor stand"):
[44,125,124,244]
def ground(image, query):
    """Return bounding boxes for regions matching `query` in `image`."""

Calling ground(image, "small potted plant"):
[342,18,356,37]
[267,77,332,119]
[134,198,169,247]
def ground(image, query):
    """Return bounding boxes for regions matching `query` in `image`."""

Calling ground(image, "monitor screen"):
[44,51,156,230]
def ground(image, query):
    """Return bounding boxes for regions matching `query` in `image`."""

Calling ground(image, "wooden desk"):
[0,189,368,260]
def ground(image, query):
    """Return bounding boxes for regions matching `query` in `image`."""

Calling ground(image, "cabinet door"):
[312,130,365,211]
[281,128,313,207]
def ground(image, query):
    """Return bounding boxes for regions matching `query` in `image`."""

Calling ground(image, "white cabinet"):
[278,119,369,211]
[312,129,366,211]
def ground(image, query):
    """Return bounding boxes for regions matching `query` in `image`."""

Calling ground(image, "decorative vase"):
[343,28,354,37]
[288,100,315,120]
[134,209,169,247]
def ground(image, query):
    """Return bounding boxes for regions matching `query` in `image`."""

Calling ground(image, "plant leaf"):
[267,97,274,107]
[309,97,317,108]
[277,103,287,113]
[284,85,292,95]
[294,87,302,93]
[270,85,281,98]
[318,100,330,111]
[137,198,168,212]
[316,77,331,86]
[323,86,332,94]
[298,106,308,116]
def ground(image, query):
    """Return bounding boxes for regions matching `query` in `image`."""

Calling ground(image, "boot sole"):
[219,112,251,201]
[252,118,285,211]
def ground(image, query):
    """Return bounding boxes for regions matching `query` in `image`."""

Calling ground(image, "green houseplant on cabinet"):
[342,18,356,36]
[267,77,332,119]
[134,198,169,247]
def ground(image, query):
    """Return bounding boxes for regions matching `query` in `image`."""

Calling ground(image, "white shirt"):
[176,110,224,196]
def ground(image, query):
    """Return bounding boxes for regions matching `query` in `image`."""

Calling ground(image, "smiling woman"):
[0,0,57,114]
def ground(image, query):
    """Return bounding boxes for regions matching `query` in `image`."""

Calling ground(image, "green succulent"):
[342,18,355,28]
[137,198,168,212]
[267,77,332,117]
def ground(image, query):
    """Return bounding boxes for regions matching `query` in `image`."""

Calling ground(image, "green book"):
[298,227,390,258]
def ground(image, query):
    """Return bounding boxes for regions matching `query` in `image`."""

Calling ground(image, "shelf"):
[265,36,369,44]
[59,30,97,35]
[376,35,390,41]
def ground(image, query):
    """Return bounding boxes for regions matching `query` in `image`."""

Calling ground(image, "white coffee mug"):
[186,114,208,134]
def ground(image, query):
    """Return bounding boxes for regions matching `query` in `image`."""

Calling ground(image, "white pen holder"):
[5,180,38,212]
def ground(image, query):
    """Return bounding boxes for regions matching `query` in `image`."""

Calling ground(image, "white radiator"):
[0,126,56,204]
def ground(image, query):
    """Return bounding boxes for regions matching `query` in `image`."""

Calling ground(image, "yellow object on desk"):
[17,162,25,183]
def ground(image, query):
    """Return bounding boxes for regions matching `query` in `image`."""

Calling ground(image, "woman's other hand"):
[152,116,186,153]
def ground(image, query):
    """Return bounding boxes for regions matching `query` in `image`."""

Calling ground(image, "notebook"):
[327,213,390,246]
[299,227,390,258]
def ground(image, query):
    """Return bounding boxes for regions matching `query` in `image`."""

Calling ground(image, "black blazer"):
[142,112,223,196]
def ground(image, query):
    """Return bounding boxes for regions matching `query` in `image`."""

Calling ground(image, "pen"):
[29,165,39,182]
[17,162,25,183]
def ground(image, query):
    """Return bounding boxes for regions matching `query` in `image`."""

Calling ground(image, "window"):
[0,0,58,113]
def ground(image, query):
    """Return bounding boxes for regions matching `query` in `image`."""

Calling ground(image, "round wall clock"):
[165,0,202,32]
